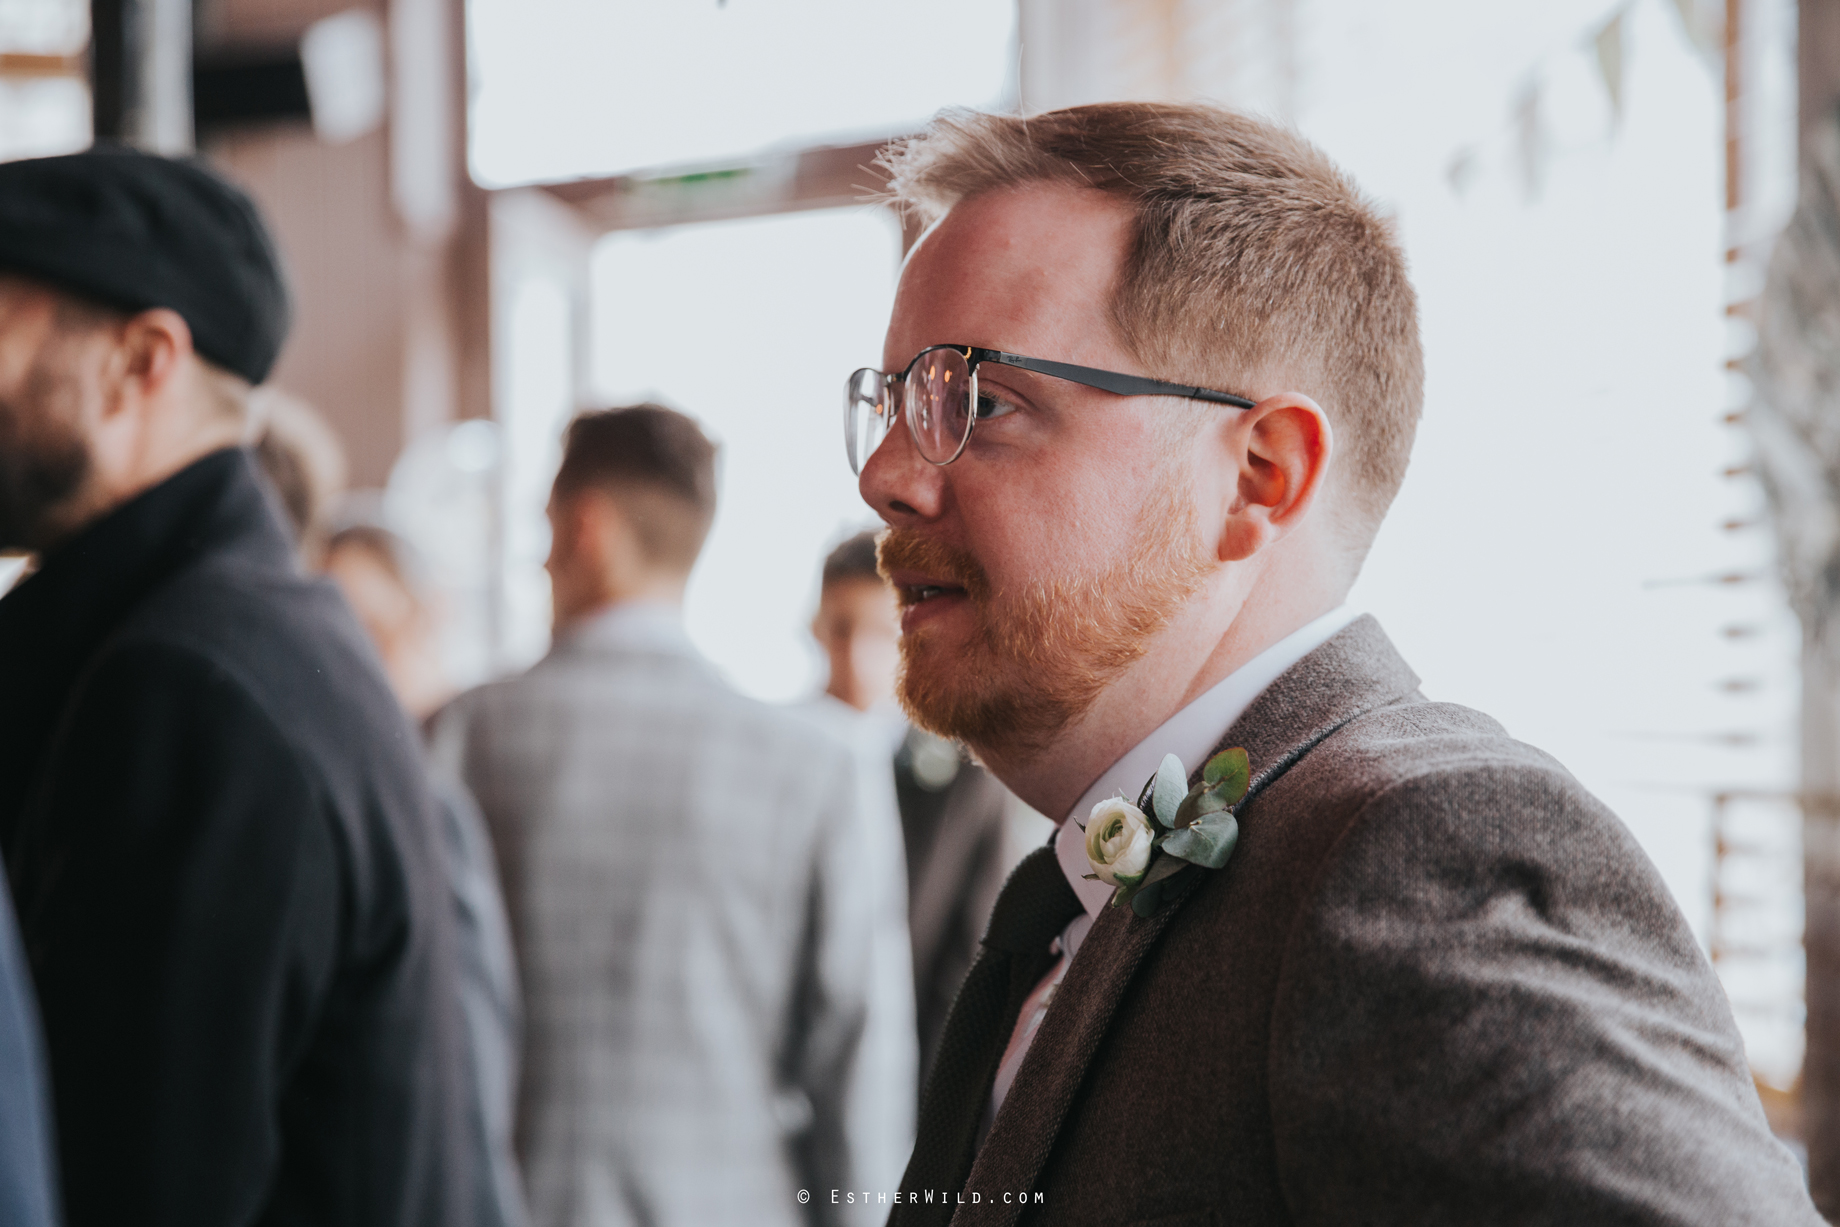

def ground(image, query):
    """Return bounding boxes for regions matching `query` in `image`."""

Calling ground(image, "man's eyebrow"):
[979,360,1051,387]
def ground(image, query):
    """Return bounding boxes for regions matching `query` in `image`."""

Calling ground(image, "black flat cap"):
[0,146,291,384]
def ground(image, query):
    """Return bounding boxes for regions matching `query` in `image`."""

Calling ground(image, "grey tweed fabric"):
[431,605,915,1227]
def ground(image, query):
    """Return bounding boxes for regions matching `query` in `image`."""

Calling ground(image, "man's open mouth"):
[886,569,971,609]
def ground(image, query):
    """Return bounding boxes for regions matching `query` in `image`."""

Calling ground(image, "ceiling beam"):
[537,136,905,234]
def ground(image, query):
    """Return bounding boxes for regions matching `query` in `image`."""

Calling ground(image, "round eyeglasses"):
[843,344,1258,475]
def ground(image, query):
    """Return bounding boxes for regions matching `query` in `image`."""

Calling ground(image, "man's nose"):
[858,411,946,524]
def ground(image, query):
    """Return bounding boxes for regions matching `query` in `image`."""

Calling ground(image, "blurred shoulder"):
[1297,694,1602,823]
[436,649,866,767]
[779,694,895,754]
[730,692,871,773]
[123,552,361,667]
[107,562,411,760]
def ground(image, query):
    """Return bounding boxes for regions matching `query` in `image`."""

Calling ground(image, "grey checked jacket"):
[432,604,915,1227]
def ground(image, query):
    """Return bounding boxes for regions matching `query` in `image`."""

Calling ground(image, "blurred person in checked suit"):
[432,405,915,1227]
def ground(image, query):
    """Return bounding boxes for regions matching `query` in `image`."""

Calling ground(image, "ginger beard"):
[879,477,1212,761]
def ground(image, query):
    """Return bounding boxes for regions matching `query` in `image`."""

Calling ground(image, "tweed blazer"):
[902,616,1819,1226]
[432,606,915,1227]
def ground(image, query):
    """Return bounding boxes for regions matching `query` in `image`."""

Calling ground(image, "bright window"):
[467,0,1016,187]
[0,0,89,163]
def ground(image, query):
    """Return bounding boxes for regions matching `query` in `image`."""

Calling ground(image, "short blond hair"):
[879,103,1424,552]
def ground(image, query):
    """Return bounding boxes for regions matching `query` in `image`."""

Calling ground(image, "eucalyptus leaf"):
[1174,784,1228,829]
[1152,754,1185,829]
[1172,792,1197,829]
[1203,747,1251,802]
[1138,851,1190,889]
[1162,811,1239,870]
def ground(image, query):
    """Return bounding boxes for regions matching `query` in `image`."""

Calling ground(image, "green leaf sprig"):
[1116,747,1249,917]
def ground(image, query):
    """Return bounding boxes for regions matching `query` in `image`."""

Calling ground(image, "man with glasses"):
[854,104,1819,1225]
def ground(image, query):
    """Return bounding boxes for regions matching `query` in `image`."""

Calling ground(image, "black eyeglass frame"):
[848,343,1258,473]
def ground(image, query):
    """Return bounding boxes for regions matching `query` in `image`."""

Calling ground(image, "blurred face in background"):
[323,533,453,721]
[814,575,901,713]
[544,491,608,631]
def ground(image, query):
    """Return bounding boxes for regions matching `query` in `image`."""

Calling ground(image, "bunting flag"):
[1514,80,1546,202]
[1446,146,1480,197]
[1594,8,1627,126]
[1670,0,1720,56]
[1446,0,1728,200]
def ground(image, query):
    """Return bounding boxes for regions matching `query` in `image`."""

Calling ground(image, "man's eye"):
[975,392,1019,421]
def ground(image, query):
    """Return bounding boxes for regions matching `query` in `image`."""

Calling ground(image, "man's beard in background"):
[878,480,1212,763]
[0,360,92,554]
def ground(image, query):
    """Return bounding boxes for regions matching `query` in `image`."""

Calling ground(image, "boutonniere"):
[1081,747,1249,917]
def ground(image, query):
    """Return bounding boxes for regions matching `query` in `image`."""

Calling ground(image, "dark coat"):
[0,448,468,1227]
[894,616,1820,1226]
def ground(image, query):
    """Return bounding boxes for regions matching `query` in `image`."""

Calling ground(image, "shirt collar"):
[554,599,692,658]
[1054,605,1363,919]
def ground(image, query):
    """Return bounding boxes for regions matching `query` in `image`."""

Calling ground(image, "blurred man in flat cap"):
[0,148,469,1227]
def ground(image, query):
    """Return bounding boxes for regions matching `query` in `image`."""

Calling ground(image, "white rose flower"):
[1085,797,1155,886]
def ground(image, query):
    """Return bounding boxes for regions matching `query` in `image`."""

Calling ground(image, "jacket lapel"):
[952,615,1420,1224]
[957,863,1207,1222]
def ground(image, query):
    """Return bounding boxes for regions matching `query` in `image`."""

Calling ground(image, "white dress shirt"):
[983,606,1362,1131]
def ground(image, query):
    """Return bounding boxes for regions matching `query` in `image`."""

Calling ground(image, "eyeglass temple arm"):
[973,348,1257,410]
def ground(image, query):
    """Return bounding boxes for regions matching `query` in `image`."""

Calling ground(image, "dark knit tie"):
[890,844,1084,1226]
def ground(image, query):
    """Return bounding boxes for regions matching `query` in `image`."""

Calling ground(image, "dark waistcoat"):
[893,616,1821,1227]
[0,449,468,1227]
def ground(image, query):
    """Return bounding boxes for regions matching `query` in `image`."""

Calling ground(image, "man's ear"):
[1217,392,1332,563]
[554,491,609,564]
[575,488,648,579]
[106,308,194,416]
